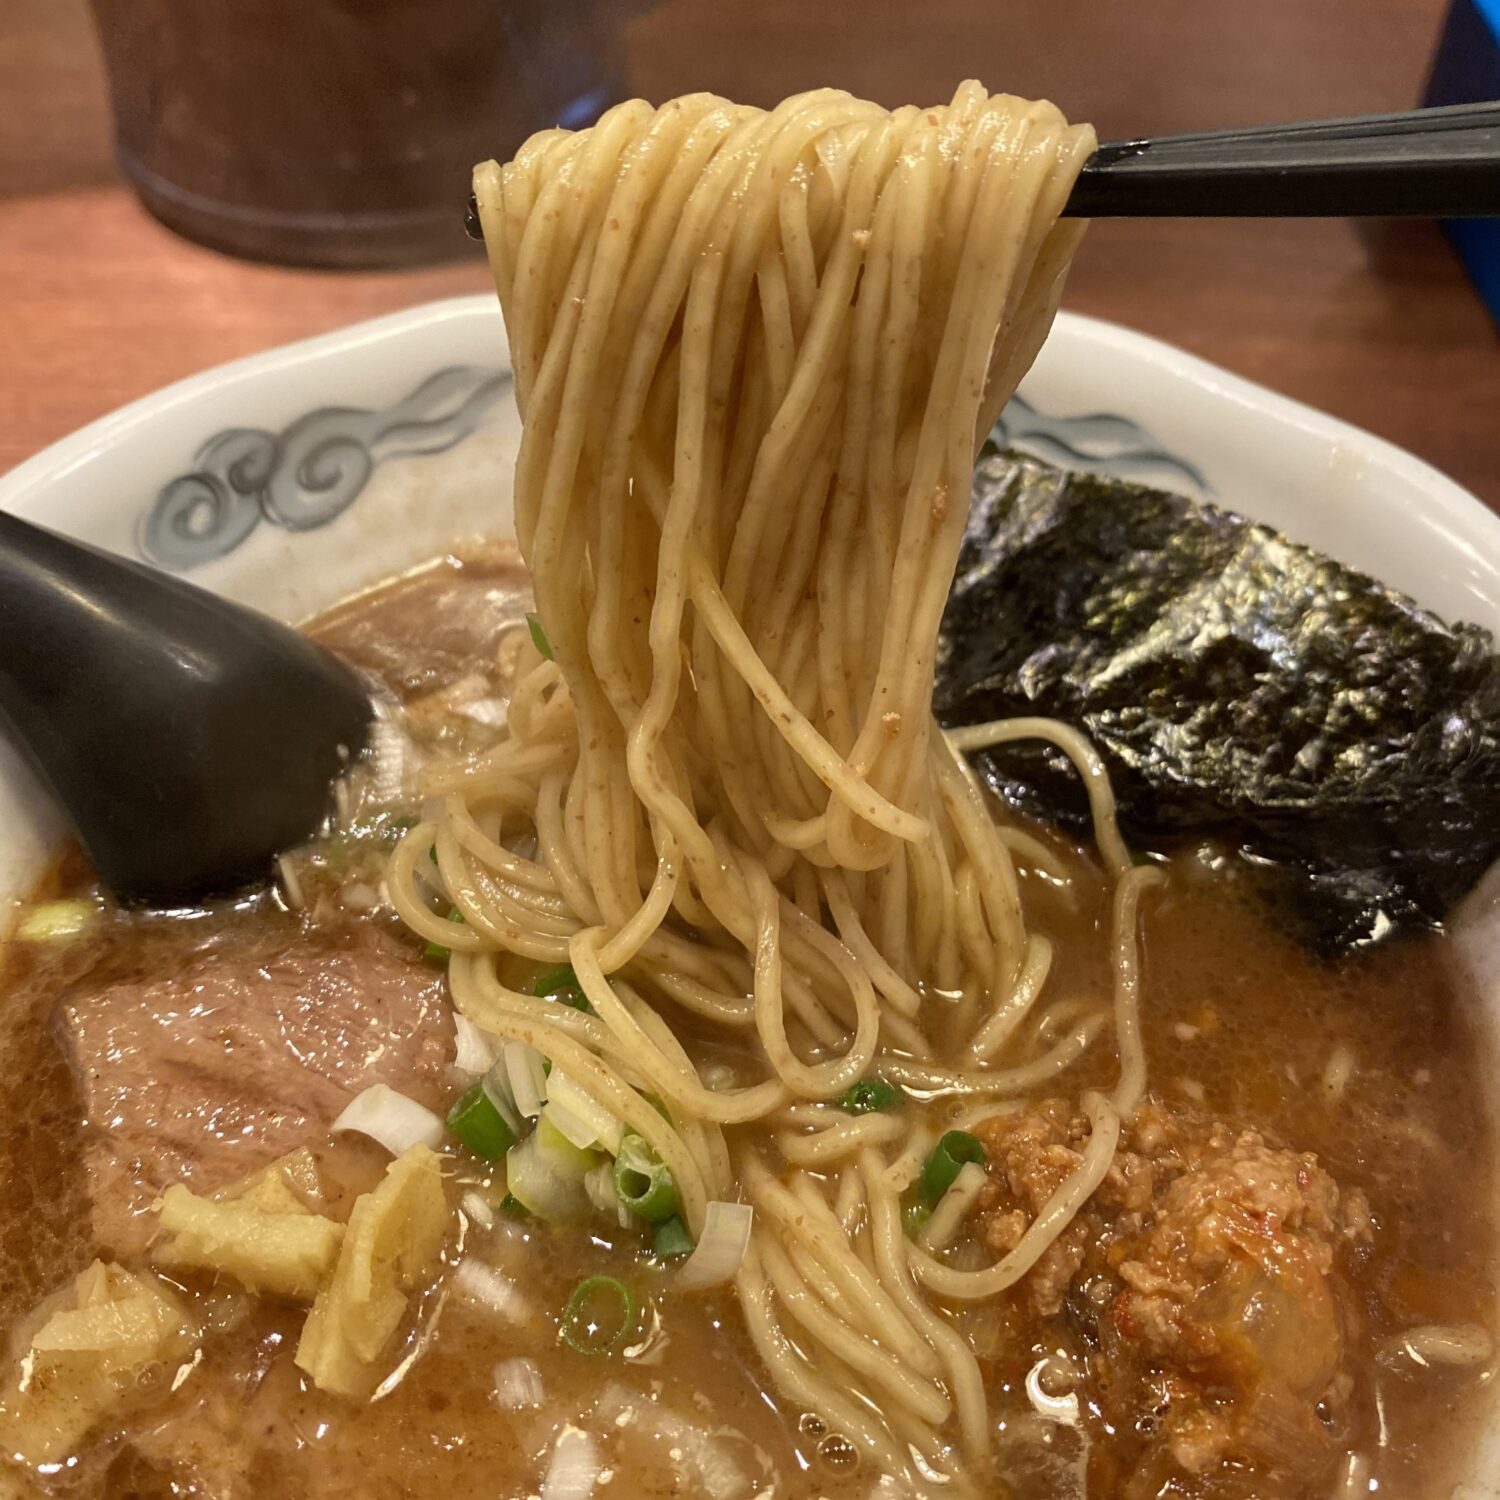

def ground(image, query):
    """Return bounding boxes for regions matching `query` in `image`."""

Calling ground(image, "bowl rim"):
[0,298,503,514]
[3,294,1496,553]
[1062,309,1500,566]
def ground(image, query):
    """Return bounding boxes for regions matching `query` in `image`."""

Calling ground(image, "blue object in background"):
[1425,0,1500,328]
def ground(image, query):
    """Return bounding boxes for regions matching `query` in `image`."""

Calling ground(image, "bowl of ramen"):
[1,86,1497,1500]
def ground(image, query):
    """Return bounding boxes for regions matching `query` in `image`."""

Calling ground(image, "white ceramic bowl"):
[2,294,1497,1489]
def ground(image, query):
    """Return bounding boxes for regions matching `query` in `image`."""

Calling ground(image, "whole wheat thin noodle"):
[386,83,1173,1493]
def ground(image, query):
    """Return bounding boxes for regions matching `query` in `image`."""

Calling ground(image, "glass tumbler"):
[87,0,636,268]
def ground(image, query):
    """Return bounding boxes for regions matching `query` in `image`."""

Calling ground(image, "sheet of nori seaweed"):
[934,450,1500,954]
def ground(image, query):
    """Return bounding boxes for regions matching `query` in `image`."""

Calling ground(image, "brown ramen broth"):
[0,544,1494,1499]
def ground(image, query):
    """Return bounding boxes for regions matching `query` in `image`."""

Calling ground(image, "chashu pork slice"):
[61,922,453,1259]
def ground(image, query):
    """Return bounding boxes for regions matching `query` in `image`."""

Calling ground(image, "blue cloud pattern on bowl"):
[137,370,1198,570]
[992,393,1208,493]
[140,365,511,570]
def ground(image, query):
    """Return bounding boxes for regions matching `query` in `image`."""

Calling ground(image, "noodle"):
[391,82,1172,1490]
[918,1162,991,1251]
[908,1091,1122,1300]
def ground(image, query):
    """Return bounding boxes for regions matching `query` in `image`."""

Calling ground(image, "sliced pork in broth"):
[65,923,452,1259]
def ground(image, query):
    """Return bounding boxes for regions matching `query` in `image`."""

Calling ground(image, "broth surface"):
[0,545,1493,1499]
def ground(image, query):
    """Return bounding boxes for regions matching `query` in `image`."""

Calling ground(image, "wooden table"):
[3,0,1497,508]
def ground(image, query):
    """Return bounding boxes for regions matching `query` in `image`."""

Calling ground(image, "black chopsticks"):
[461,102,1500,237]
[1064,101,1500,217]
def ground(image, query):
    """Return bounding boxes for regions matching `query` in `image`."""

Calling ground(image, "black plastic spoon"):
[0,511,373,905]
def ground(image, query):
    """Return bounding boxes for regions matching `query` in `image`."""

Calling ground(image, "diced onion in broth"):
[453,1256,532,1324]
[492,1356,545,1411]
[677,1202,753,1291]
[540,1426,600,1500]
[331,1085,444,1156]
[454,1015,499,1077]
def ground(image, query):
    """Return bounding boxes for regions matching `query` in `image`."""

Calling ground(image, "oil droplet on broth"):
[818,1432,860,1474]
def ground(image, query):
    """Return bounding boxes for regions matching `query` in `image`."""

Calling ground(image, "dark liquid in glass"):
[88,0,632,267]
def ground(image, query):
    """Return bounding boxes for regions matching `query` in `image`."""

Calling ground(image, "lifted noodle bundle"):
[392,84,1160,1486]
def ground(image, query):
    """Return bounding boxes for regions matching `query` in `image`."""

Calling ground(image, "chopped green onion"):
[836,1078,902,1116]
[561,1275,636,1355]
[16,899,97,944]
[499,1193,529,1219]
[527,612,554,661]
[425,907,465,962]
[504,1120,594,1222]
[902,1198,932,1238]
[533,964,591,1012]
[503,1040,549,1120]
[917,1131,986,1208]
[447,1083,517,1162]
[481,1067,523,1138]
[584,1159,627,1223]
[544,1071,622,1155]
[535,1114,597,1176]
[613,1133,678,1224]
[652,1215,694,1258]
